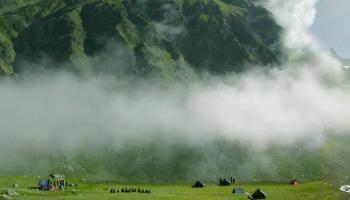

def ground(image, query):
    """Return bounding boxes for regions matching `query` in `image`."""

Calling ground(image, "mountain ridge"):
[0,0,282,78]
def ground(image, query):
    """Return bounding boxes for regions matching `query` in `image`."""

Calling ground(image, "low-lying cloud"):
[0,52,347,151]
[0,50,349,181]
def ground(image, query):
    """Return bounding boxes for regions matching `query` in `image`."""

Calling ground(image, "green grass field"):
[0,176,339,199]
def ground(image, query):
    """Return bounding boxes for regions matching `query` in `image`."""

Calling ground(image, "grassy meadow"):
[0,176,339,200]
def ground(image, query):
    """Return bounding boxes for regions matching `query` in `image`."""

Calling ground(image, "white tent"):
[340,185,350,200]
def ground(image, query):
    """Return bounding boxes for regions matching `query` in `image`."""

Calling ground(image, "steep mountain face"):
[0,0,282,78]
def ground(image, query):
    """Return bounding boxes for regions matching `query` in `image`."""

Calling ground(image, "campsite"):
[0,0,349,200]
[0,176,340,199]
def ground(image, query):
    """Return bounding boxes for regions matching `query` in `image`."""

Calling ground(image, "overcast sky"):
[310,0,350,58]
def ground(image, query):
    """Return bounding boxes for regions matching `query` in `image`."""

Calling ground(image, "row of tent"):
[193,177,236,188]
[193,179,300,188]
[192,181,266,199]
[192,179,301,199]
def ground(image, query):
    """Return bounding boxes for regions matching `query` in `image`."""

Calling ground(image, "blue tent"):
[38,179,50,188]
[233,187,245,194]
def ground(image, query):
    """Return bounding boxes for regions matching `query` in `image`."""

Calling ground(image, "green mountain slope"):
[1,136,349,182]
[0,0,282,78]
